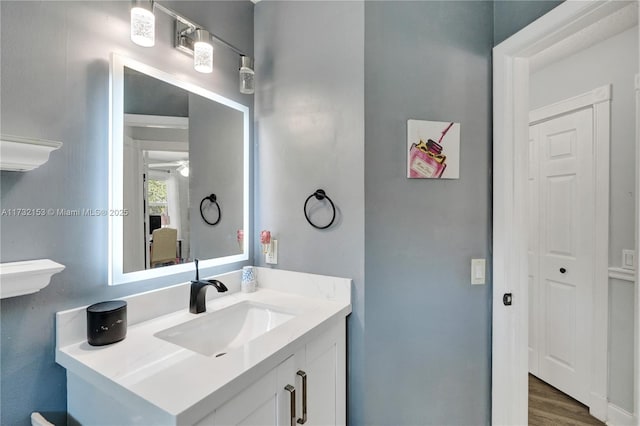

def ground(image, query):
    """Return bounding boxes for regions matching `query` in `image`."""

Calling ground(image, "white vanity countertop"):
[56,268,351,424]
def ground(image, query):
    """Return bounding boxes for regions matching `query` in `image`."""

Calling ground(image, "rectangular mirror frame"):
[109,53,249,286]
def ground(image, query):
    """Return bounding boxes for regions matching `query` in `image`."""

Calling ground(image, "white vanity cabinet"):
[198,320,346,426]
[57,268,352,426]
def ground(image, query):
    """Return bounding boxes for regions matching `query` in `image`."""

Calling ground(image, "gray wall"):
[253,2,366,424]
[493,0,563,45]
[530,26,638,412]
[364,2,493,424]
[0,2,253,425]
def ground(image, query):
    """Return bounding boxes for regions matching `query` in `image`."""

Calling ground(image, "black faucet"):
[189,259,228,314]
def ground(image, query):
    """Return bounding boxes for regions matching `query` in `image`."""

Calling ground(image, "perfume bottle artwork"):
[407,120,460,179]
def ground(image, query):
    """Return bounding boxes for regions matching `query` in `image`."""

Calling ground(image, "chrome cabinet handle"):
[296,370,307,424]
[285,384,296,426]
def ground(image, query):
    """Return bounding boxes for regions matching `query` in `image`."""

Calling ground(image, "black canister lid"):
[87,300,127,313]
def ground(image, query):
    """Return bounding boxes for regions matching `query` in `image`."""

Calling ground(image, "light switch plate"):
[471,259,486,285]
[622,249,635,270]
[265,239,278,265]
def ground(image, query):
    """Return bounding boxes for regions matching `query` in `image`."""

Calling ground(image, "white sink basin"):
[154,301,296,357]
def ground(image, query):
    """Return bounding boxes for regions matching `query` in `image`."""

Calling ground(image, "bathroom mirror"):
[110,54,249,285]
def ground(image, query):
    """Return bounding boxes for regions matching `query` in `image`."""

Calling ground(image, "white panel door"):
[530,107,595,406]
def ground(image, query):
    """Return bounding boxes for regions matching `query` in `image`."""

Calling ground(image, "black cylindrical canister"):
[86,300,127,346]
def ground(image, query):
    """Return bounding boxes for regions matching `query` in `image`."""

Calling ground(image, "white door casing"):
[529,107,596,406]
[491,1,627,422]
[635,72,640,426]
[528,125,540,377]
[123,135,145,272]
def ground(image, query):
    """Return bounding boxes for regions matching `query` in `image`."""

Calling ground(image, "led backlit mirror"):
[109,54,249,285]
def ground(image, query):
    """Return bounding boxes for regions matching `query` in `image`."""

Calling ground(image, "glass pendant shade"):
[193,29,213,73]
[239,56,255,94]
[130,2,155,47]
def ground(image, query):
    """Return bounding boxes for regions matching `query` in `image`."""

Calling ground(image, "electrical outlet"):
[471,259,486,285]
[265,239,278,265]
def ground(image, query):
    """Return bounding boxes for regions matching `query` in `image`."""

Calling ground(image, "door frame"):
[491,1,639,424]
[635,71,640,426]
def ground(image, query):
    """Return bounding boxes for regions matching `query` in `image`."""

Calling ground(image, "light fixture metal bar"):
[154,2,247,57]
[175,20,197,56]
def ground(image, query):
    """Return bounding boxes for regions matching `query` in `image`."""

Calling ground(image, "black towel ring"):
[199,194,221,226]
[304,189,336,230]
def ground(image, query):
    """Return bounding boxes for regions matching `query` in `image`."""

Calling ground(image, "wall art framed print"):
[407,119,460,179]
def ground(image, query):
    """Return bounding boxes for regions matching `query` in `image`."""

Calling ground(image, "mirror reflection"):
[122,67,244,274]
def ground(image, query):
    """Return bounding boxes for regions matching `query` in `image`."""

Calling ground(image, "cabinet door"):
[197,321,346,426]
[276,353,305,426]
[303,322,346,426]
[200,369,278,426]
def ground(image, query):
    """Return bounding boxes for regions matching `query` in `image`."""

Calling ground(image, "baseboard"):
[590,393,608,421]
[606,403,635,426]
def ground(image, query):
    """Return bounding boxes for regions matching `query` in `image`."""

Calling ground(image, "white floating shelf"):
[0,259,65,299]
[0,134,63,171]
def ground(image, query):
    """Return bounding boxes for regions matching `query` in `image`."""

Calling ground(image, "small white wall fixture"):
[0,259,65,299]
[0,135,62,171]
[492,2,639,425]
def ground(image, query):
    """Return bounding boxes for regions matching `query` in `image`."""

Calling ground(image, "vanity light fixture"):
[135,2,255,94]
[130,0,155,47]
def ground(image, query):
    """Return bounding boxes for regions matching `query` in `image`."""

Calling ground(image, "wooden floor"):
[529,374,604,426]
